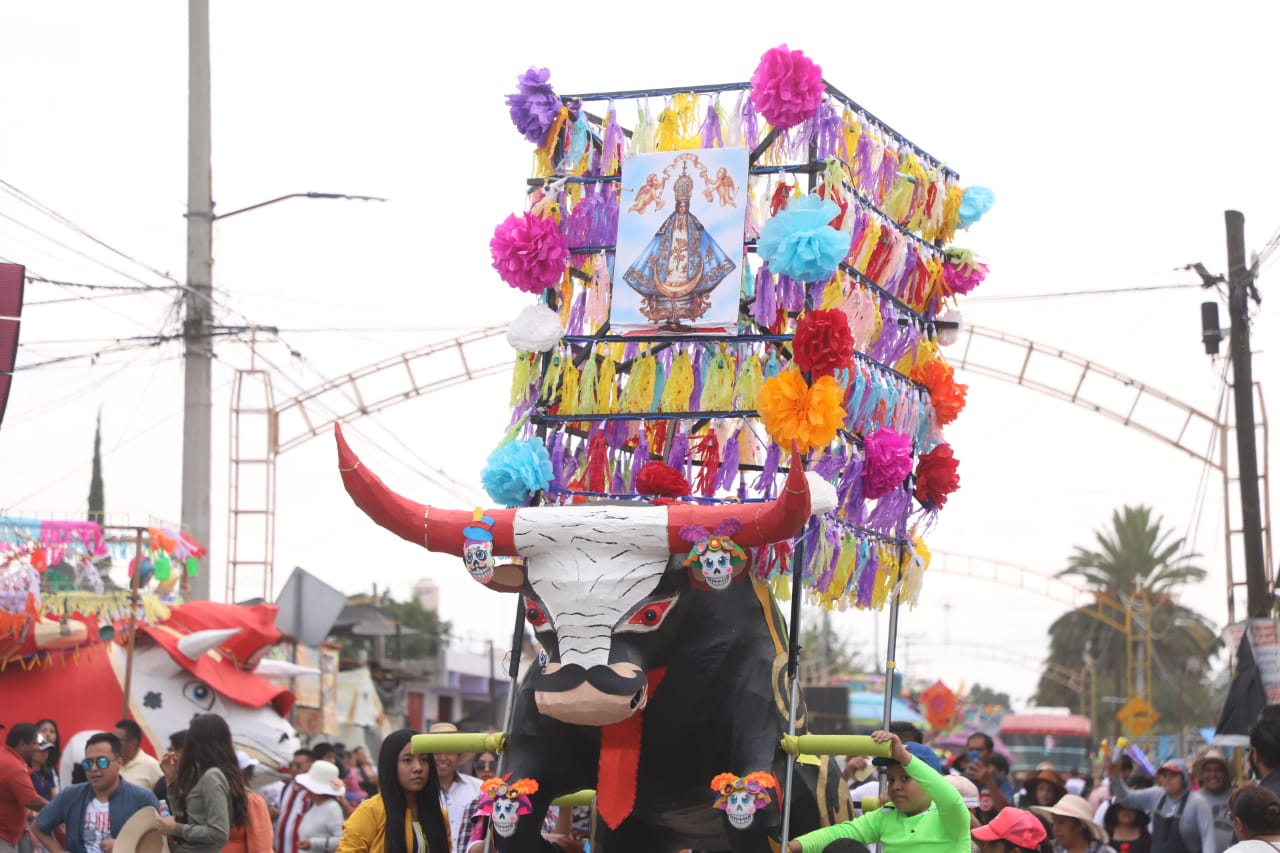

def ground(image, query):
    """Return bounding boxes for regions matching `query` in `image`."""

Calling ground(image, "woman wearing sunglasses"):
[337,730,449,853]
[155,714,249,853]
[470,752,498,783]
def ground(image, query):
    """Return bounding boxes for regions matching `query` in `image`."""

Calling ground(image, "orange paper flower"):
[911,358,967,426]
[757,368,845,453]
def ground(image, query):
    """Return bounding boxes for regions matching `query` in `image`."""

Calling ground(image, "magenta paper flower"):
[749,45,825,130]
[862,428,914,500]
[490,212,568,294]
[941,249,988,296]
[506,67,562,144]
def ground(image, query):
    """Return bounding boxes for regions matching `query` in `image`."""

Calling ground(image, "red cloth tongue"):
[595,667,666,829]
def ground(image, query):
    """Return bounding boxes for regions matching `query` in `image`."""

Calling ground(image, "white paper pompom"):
[506,304,563,352]
[937,309,963,347]
[805,471,838,515]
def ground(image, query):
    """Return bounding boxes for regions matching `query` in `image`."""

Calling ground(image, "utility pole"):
[1225,210,1269,619]
[182,0,214,600]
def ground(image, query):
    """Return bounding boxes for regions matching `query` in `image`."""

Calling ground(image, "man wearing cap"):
[112,721,161,791]
[32,732,158,853]
[275,748,316,853]
[788,729,970,852]
[2,724,49,853]
[1106,756,1209,853]
[971,807,1048,853]
[1186,750,1234,853]
[427,723,482,853]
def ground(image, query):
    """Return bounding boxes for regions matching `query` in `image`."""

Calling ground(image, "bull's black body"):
[496,560,854,853]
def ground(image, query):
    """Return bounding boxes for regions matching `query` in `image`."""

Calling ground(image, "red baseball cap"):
[972,808,1048,848]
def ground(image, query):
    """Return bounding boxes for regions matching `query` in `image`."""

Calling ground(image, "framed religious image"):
[612,148,748,335]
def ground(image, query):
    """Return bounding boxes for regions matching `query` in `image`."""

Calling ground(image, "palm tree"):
[1035,506,1220,738]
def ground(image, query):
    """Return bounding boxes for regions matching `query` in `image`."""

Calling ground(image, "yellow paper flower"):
[757,368,845,453]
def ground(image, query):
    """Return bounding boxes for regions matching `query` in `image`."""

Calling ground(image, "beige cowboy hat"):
[1032,794,1110,844]
[114,806,167,853]
[295,760,345,796]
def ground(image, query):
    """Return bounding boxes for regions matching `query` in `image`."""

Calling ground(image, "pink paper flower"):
[862,428,914,500]
[489,212,569,294]
[750,45,825,130]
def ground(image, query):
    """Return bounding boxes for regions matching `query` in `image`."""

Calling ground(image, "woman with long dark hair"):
[337,730,449,853]
[155,713,249,853]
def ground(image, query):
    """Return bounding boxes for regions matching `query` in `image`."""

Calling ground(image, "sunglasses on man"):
[80,756,114,771]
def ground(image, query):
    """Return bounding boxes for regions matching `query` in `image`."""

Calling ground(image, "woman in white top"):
[294,760,347,853]
[1225,786,1280,852]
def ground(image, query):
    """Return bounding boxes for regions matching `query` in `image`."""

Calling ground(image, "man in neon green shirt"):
[788,730,970,853]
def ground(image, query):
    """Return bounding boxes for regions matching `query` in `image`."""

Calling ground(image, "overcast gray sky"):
[2,1,1278,708]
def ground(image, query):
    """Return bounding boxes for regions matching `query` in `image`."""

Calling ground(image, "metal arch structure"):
[226,323,1271,618]
[225,327,511,601]
[952,323,1272,625]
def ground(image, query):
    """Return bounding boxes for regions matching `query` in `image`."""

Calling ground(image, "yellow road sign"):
[1116,696,1159,736]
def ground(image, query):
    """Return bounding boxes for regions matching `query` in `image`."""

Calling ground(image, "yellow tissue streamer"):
[661,351,695,412]
[820,277,844,311]
[841,111,862,163]
[851,219,882,272]
[655,93,700,151]
[941,183,963,245]
[539,352,564,405]
[576,356,598,415]
[533,106,570,177]
[597,353,617,413]
[901,532,931,608]
[734,354,763,410]
[621,354,656,413]
[702,348,736,412]
[510,353,533,408]
[560,359,580,416]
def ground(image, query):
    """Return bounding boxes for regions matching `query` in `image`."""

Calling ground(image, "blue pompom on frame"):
[757,195,851,283]
[482,439,554,507]
[957,185,995,229]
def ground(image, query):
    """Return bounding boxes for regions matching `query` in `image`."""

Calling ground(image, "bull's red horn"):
[334,424,516,556]
[665,449,811,550]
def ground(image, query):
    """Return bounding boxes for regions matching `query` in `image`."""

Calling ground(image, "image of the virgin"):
[621,162,736,328]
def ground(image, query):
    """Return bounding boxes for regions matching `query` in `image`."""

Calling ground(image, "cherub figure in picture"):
[703,166,737,207]
[628,172,668,214]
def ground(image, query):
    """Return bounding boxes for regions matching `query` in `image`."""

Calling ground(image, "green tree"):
[1035,506,1220,738]
[967,683,1011,709]
[88,410,104,524]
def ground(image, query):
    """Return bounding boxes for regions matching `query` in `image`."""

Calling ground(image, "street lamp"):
[182,189,386,601]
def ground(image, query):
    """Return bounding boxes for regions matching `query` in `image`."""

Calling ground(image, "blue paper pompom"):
[757,195,851,283]
[481,439,554,507]
[958,185,995,229]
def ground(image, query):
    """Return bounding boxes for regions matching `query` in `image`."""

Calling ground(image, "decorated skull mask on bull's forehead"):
[680,519,747,590]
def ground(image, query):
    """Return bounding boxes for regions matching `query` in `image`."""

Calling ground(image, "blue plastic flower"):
[757,195,850,283]
[957,185,995,229]
[482,439,554,507]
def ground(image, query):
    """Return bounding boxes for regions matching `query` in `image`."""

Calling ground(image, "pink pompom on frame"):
[749,45,825,131]
[489,212,569,294]
[862,428,914,500]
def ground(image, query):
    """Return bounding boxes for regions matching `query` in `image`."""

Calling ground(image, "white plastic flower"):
[506,304,563,353]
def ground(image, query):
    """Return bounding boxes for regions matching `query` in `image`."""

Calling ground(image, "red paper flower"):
[636,461,691,498]
[914,443,960,509]
[489,211,569,294]
[911,358,968,426]
[792,309,854,377]
[749,45,824,130]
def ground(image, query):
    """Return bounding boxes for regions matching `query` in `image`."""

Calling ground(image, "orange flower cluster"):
[911,358,967,426]
[757,368,845,453]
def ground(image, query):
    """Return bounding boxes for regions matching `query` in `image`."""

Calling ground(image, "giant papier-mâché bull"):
[335,425,854,852]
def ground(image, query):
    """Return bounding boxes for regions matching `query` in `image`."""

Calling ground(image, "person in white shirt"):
[426,724,482,853]
[112,720,162,790]
[293,761,346,853]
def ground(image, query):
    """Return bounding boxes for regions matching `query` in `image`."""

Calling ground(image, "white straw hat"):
[296,760,344,796]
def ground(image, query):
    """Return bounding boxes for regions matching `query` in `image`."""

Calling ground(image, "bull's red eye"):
[525,598,549,628]
[627,599,673,628]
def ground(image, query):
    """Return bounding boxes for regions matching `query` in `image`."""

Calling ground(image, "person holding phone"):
[964,733,1013,825]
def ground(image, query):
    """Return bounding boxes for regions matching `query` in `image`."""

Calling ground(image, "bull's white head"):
[335,425,824,727]
[121,636,300,769]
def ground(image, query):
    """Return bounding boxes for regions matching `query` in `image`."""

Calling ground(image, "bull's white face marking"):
[492,798,520,837]
[699,550,734,590]
[513,505,671,669]
[726,791,757,829]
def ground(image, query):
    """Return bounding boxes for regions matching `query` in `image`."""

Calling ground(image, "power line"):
[966,283,1201,303]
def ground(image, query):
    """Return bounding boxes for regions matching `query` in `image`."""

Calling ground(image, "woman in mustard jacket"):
[337,730,451,853]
